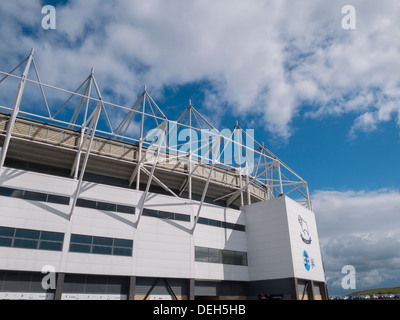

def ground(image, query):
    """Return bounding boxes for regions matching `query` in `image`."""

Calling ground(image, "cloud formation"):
[0,1,399,141]
[313,189,400,293]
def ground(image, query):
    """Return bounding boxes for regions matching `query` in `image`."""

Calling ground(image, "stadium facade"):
[0,50,327,300]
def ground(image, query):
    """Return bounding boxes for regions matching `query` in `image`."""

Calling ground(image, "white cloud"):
[312,189,400,293]
[313,189,400,241]
[0,0,400,141]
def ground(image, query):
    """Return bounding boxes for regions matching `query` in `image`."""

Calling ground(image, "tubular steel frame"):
[0,50,312,228]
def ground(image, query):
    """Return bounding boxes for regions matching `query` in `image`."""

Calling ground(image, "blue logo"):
[303,250,311,271]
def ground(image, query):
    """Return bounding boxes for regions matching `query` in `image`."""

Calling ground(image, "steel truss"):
[0,50,312,229]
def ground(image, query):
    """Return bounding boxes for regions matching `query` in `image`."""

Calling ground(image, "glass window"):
[0,187,16,197]
[235,252,248,266]
[195,247,209,262]
[69,234,133,256]
[208,248,222,263]
[175,213,190,222]
[47,194,70,205]
[197,217,208,225]
[97,202,117,212]
[142,208,159,218]
[0,226,64,252]
[113,238,133,248]
[70,234,92,244]
[158,211,174,220]
[76,198,97,209]
[92,246,112,255]
[40,231,64,242]
[0,226,15,237]
[23,191,47,202]
[39,241,63,251]
[116,205,135,214]
[13,239,38,249]
[222,250,236,265]
[233,224,246,232]
[209,219,222,228]
[0,237,13,247]
[15,229,40,240]
[93,236,113,246]
[112,247,132,257]
[9,189,24,199]
[69,243,91,253]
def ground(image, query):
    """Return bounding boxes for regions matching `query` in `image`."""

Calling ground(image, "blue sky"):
[1,0,400,296]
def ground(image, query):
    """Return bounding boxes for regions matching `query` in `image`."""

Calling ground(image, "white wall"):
[285,197,325,282]
[0,168,325,284]
[0,167,247,281]
[244,197,294,281]
[244,196,326,283]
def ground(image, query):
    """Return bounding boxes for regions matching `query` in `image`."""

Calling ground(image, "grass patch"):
[349,287,400,296]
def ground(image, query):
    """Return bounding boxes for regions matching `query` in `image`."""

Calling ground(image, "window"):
[222,250,235,265]
[235,251,248,266]
[23,191,47,202]
[69,234,133,257]
[47,194,70,205]
[0,186,70,206]
[97,202,117,212]
[195,247,209,262]
[142,208,190,223]
[197,217,246,232]
[69,234,91,253]
[116,204,135,215]
[194,246,248,266]
[0,226,64,252]
[76,198,97,209]
[208,248,222,264]
[76,198,135,215]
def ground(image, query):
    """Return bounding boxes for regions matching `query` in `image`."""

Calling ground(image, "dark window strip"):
[0,226,64,252]
[194,246,248,266]
[142,208,190,222]
[76,198,135,215]
[69,233,133,257]
[0,186,70,205]
[197,217,246,232]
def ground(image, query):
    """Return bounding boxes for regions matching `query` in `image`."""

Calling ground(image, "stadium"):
[0,49,327,300]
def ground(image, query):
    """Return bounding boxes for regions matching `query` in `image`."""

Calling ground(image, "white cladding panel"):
[245,197,294,281]
[285,197,325,282]
[0,167,325,283]
[134,215,192,278]
[0,168,247,281]
[194,262,249,282]
[244,196,326,283]
[0,168,75,197]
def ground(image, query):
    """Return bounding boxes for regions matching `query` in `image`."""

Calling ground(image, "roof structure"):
[0,50,312,229]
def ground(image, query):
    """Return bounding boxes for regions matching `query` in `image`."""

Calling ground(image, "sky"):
[0,0,400,296]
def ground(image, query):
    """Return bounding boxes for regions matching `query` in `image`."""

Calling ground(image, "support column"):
[188,279,195,301]
[128,276,136,300]
[307,280,314,300]
[69,105,101,216]
[289,277,298,300]
[0,49,34,170]
[320,282,329,300]
[54,273,65,300]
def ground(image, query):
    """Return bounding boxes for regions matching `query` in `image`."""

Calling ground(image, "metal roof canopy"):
[0,50,312,228]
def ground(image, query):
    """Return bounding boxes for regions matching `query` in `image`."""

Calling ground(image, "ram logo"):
[298,215,312,244]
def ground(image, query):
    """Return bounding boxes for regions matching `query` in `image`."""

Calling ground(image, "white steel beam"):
[191,134,223,233]
[70,105,102,179]
[0,49,34,171]
[69,105,101,216]
[134,120,168,227]
[141,166,178,198]
[136,88,146,190]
